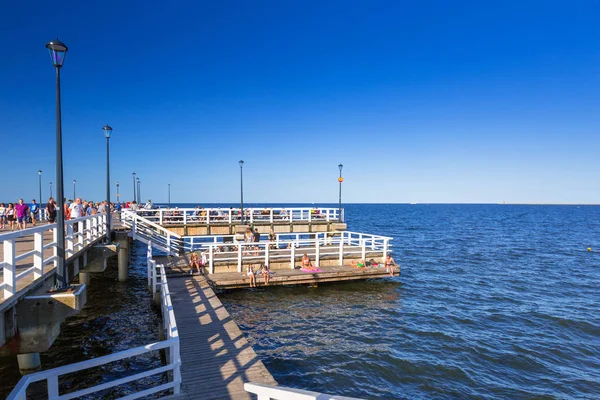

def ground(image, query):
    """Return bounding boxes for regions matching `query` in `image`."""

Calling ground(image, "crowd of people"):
[0,196,148,232]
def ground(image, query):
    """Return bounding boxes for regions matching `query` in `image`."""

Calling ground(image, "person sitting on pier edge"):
[189,252,201,275]
[246,264,256,287]
[302,253,317,271]
[261,263,270,285]
[384,254,397,277]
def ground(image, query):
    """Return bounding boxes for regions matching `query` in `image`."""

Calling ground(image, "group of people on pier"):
[0,199,40,231]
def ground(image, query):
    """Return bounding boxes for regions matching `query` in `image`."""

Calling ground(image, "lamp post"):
[239,160,244,224]
[46,37,68,289]
[338,163,343,222]
[49,181,53,198]
[137,178,141,204]
[132,172,136,203]
[168,183,171,208]
[116,181,120,203]
[73,179,76,200]
[103,124,113,243]
[37,170,42,205]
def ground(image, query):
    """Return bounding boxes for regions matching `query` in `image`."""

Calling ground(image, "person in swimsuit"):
[246,264,256,287]
[302,253,318,271]
[385,254,397,277]
[189,252,201,275]
[261,264,270,286]
[351,259,366,269]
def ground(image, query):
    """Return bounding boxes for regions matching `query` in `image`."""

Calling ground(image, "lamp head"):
[239,160,244,167]
[338,163,343,172]
[45,38,68,68]
[103,124,113,138]
[38,170,42,175]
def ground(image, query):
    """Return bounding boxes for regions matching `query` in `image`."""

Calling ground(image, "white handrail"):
[1,213,108,299]
[182,231,393,272]
[244,382,363,400]
[130,206,344,226]
[6,240,182,400]
[121,209,182,256]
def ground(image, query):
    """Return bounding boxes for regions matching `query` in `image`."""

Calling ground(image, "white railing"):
[244,382,363,400]
[131,207,344,226]
[1,213,108,299]
[6,242,181,400]
[183,231,392,274]
[120,210,182,256]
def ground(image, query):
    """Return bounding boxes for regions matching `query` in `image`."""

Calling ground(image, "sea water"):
[219,204,600,399]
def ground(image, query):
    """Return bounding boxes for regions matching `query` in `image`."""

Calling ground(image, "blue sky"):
[1,1,599,204]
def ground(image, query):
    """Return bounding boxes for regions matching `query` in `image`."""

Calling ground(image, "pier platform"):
[168,274,277,399]
[156,255,398,290]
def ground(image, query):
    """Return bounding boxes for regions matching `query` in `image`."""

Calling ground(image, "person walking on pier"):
[0,203,6,230]
[46,197,57,223]
[30,199,39,226]
[6,203,16,231]
[15,199,29,230]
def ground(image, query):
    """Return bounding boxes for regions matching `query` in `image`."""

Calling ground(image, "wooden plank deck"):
[167,274,277,399]
[157,255,398,290]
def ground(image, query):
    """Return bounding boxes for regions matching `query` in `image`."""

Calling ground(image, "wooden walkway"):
[168,274,277,399]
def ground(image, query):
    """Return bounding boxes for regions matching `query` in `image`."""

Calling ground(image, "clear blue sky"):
[1,1,599,204]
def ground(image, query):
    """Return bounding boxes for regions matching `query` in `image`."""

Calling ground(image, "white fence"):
[131,206,344,225]
[244,382,363,400]
[183,230,392,274]
[120,210,182,256]
[1,213,108,299]
[7,242,181,400]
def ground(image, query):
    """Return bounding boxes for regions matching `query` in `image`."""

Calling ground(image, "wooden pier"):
[167,273,277,399]
[156,255,398,290]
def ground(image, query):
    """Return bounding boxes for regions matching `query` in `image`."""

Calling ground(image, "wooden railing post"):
[209,246,214,274]
[338,234,344,265]
[34,231,44,279]
[264,244,269,267]
[159,209,163,225]
[183,211,187,225]
[315,235,320,266]
[383,239,388,262]
[66,223,74,258]
[237,244,243,272]
[3,240,16,298]
[290,244,295,269]
[270,209,273,223]
[361,239,366,260]
[53,227,58,269]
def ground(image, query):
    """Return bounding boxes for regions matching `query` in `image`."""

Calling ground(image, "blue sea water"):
[217,204,600,399]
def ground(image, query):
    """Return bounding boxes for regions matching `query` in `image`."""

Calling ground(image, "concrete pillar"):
[17,353,41,374]
[80,271,91,286]
[118,237,129,282]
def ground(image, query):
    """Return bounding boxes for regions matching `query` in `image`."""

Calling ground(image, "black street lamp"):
[239,160,244,224]
[338,163,343,222]
[103,124,113,243]
[168,183,171,208]
[73,179,76,200]
[38,170,42,205]
[49,181,53,198]
[46,37,68,289]
[137,178,141,204]
[132,172,136,203]
[116,181,120,203]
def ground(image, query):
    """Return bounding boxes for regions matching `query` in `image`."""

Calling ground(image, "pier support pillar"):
[80,271,91,286]
[117,233,129,282]
[17,353,41,374]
